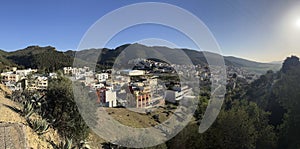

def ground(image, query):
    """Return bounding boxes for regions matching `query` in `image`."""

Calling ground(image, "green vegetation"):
[21,100,34,119]
[0,44,281,74]
[2,44,297,148]
[168,100,277,149]
[165,56,299,149]
[53,138,73,149]
[7,46,73,72]
[29,119,50,135]
[271,56,300,149]
[45,75,90,143]
[12,74,91,148]
[0,49,18,71]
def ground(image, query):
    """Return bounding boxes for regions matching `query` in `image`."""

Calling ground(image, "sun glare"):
[295,18,300,28]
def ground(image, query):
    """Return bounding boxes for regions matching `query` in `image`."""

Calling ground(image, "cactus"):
[59,138,73,149]
[49,138,75,149]
[79,140,91,149]
[22,101,34,119]
[31,119,50,135]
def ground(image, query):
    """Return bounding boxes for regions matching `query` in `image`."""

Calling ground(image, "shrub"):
[22,101,34,119]
[30,119,50,135]
[50,138,74,149]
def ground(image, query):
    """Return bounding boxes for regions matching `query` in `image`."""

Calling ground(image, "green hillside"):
[0,44,281,74]
[0,49,18,71]
[79,44,281,74]
[3,46,73,72]
[245,56,300,148]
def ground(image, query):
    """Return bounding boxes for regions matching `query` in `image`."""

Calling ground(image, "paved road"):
[0,123,27,149]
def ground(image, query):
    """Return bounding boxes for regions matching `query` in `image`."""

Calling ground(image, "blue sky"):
[1,0,300,62]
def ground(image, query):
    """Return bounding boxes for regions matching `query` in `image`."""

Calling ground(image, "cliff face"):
[281,55,300,73]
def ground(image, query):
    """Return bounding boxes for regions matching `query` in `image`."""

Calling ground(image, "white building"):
[164,86,192,103]
[96,73,109,82]
[25,76,48,91]
[63,67,73,75]
[120,70,145,76]
[105,90,117,107]
[97,88,117,107]
[84,71,94,77]
[91,83,105,90]
[49,73,58,79]
[63,66,90,75]
[16,68,37,77]
[1,72,21,83]
[85,76,95,86]
[4,82,22,91]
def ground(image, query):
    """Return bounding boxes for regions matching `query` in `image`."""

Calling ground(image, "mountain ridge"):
[0,44,281,74]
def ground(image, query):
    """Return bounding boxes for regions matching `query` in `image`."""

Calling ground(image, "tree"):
[272,64,300,149]
[45,75,90,143]
[236,100,278,149]
[168,99,277,149]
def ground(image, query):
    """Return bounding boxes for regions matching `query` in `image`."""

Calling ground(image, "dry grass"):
[104,105,176,128]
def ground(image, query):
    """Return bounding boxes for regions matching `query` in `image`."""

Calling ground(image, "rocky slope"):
[0,85,61,149]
